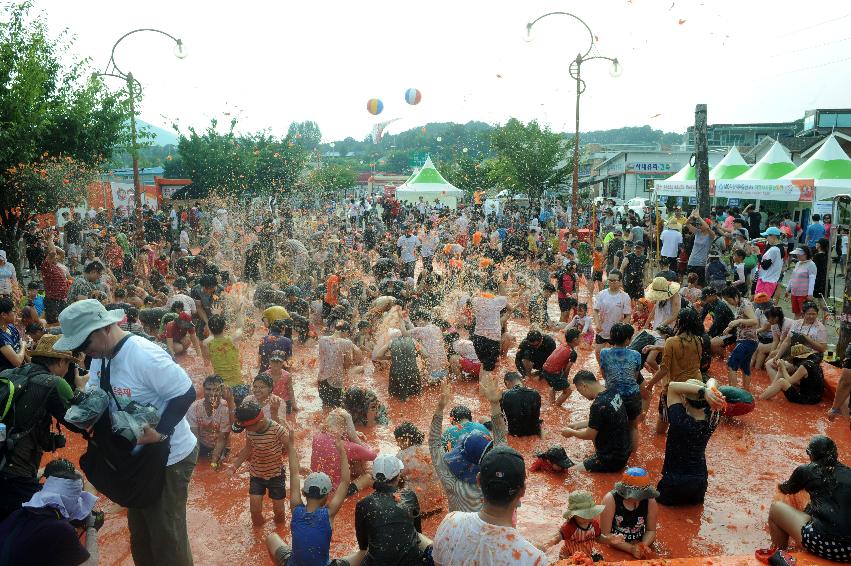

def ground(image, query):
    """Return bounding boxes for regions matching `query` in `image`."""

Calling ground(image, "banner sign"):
[712,179,814,202]
[653,181,695,197]
[626,162,675,174]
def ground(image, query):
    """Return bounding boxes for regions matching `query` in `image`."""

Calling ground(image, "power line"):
[761,55,851,79]
[768,35,851,59]
[770,11,851,39]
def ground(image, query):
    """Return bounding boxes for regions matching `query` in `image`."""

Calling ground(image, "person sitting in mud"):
[342,387,388,428]
[265,429,366,566]
[764,435,851,563]
[766,300,828,374]
[561,370,631,474]
[394,422,444,518]
[310,409,376,496]
[759,344,825,404]
[439,404,491,451]
[700,287,735,357]
[500,371,542,437]
[599,467,659,559]
[430,377,508,512]
[514,329,557,377]
[540,328,581,408]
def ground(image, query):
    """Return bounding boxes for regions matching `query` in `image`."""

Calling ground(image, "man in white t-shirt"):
[55,300,198,566]
[593,269,632,361]
[471,286,509,383]
[397,226,421,279]
[433,445,545,566]
[660,222,683,262]
[756,227,784,298]
[317,322,359,408]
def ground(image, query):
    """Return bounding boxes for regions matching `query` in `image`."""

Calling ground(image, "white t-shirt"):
[660,229,683,257]
[88,335,197,466]
[758,245,783,283]
[166,293,197,315]
[790,318,828,345]
[472,295,508,342]
[433,511,545,566]
[317,336,355,388]
[397,235,421,264]
[453,339,479,361]
[409,324,447,371]
[594,289,632,339]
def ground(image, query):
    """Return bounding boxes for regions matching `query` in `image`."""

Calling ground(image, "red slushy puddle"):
[56,316,851,565]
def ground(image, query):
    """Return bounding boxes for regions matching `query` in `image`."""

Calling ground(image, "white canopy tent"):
[653,147,744,197]
[395,156,464,208]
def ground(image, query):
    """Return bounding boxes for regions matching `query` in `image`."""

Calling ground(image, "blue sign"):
[727,198,740,207]
[675,196,683,206]
[688,197,697,205]
[657,194,667,203]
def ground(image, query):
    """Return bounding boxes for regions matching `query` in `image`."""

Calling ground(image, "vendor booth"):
[395,156,464,209]
[653,146,749,198]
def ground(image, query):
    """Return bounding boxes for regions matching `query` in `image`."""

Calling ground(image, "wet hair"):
[203,375,224,387]
[733,249,746,260]
[235,400,262,422]
[526,330,543,343]
[608,269,623,281]
[170,300,185,313]
[253,373,274,389]
[721,286,740,299]
[564,328,581,343]
[394,421,424,445]
[449,405,473,423]
[807,435,840,490]
[577,303,587,312]
[503,371,523,384]
[84,261,104,274]
[126,307,139,323]
[42,458,81,481]
[801,300,819,314]
[609,323,634,346]
[542,283,556,293]
[207,314,226,335]
[0,297,14,315]
[765,306,784,327]
[573,370,597,387]
[199,274,218,289]
[343,387,381,426]
[675,307,704,337]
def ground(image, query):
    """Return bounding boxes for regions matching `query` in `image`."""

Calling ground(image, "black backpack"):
[0,365,60,473]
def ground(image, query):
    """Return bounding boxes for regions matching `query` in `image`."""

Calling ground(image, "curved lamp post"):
[525,12,621,229]
[97,29,186,235]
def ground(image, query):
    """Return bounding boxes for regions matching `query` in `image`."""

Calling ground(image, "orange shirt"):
[473,191,483,205]
[592,251,603,271]
[472,231,483,246]
[325,274,340,306]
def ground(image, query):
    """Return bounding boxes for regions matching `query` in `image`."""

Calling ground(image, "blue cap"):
[443,431,494,484]
[761,227,782,237]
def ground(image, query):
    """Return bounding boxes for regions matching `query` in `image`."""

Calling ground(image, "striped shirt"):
[247,420,288,479]
[429,406,507,512]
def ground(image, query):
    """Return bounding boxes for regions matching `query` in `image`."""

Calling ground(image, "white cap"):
[303,472,333,498]
[372,454,404,481]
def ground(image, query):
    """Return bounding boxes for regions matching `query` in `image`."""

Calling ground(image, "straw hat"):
[644,276,681,302]
[563,490,605,520]
[31,334,82,363]
[613,467,660,501]
[791,344,815,359]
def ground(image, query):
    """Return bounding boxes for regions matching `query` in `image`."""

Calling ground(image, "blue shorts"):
[727,340,758,375]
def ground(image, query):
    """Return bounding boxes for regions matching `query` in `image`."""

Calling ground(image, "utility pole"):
[694,104,710,217]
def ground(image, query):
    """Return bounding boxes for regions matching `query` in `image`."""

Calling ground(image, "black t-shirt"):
[703,300,734,338]
[661,403,718,481]
[588,389,630,465]
[64,220,81,245]
[780,462,851,538]
[790,359,825,404]
[355,485,422,565]
[500,385,542,436]
[0,507,90,566]
[515,335,557,369]
[748,211,762,238]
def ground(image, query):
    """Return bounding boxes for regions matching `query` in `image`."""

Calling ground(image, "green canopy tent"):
[395,156,464,209]
[653,147,743,197]
[783,135,851,201]
[733,141,795,180]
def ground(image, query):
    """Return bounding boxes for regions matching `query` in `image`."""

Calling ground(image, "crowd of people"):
[0,194,848,566]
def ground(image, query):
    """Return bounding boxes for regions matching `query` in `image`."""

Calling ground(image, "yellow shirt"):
[263,305,290,324]
[207,335,242,386]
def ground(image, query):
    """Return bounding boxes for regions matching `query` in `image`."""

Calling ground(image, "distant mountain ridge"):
[137,119,179,146]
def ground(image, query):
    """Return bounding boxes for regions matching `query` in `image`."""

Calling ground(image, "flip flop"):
[755,548,777,564]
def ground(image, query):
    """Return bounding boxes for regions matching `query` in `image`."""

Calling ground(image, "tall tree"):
[287,121,322,151]
[164,119,309,198]
[0,1,127,265]
[306,164,358,198]
[489,118,572,207]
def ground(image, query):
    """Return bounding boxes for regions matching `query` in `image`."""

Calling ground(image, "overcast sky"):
[35,0,851,142]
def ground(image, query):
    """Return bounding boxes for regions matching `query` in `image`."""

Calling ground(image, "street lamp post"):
[97,29,186,237]
[525,12,621,230]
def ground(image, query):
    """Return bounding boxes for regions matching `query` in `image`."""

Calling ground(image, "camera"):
[72,510,105,531]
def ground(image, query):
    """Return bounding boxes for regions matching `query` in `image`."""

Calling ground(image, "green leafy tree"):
[438,156,492,198]
[0,1,127,266]
[287,121,322,151]
[489,118,572,207]
[306,164,358,198]
[164,119,309,198]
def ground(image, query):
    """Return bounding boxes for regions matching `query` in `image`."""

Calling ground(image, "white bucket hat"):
[54,299,125,351]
